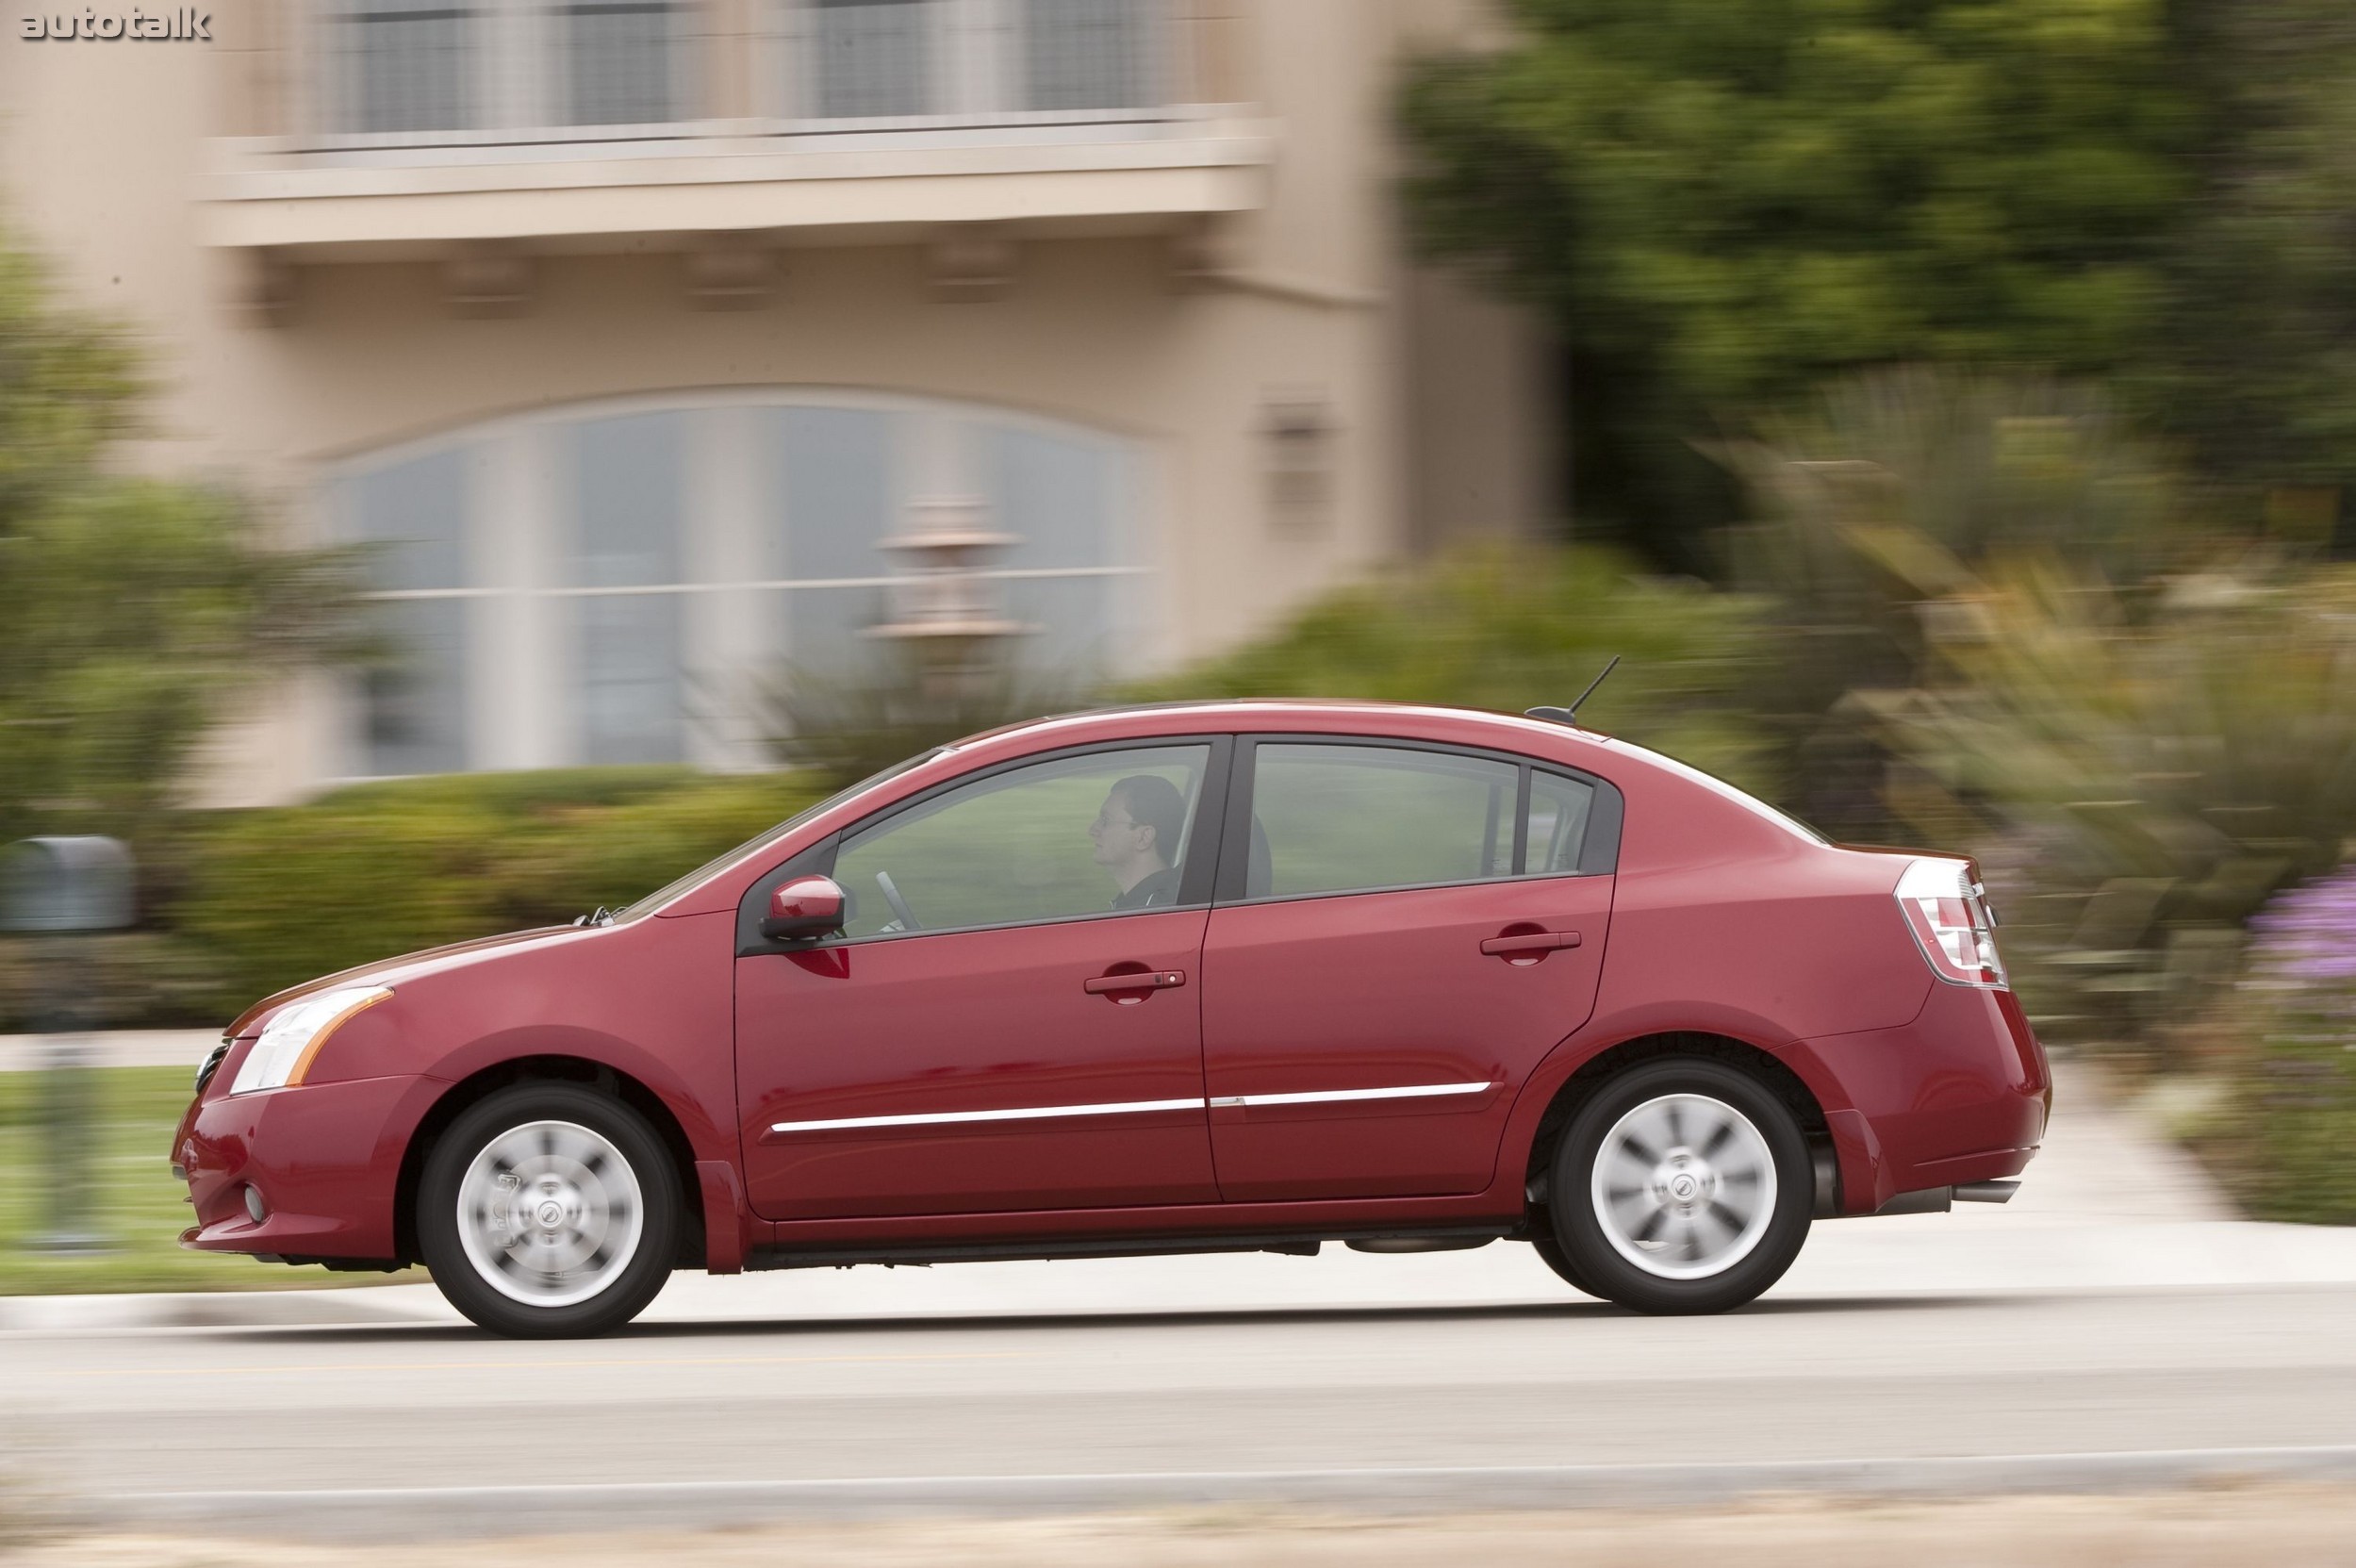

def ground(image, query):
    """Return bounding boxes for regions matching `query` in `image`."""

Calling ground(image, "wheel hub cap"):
[456,1119,643,1310]
[1590,1093,1777,1282]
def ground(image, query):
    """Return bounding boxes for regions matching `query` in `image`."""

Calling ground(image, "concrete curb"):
[0,1289,435,1333]
[92,1445,2356,1540]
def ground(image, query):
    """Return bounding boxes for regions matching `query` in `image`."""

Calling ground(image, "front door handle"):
[1084,969,1187,995]
[1480,931,1582,958]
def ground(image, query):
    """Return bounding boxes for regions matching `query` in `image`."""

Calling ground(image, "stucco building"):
[1,0,1554,799]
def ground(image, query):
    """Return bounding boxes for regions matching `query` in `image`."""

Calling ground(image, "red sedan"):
[173,701,2049,1337]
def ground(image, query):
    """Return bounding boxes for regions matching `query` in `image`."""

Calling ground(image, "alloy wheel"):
[455,1118,645,1309]
[1589,1092,1777,1281]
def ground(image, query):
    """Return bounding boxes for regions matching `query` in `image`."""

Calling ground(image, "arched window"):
[332,393,1149,778]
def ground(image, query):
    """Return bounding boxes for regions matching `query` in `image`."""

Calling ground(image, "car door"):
[735,739,1228,1221]
[1201,738,1620,1201]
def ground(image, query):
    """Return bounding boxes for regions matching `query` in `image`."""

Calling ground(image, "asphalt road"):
[9,1065,2356,1539]
[8,1279,2356,1536]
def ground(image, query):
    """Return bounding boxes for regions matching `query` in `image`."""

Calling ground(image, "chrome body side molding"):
[767,1081,1495,1136]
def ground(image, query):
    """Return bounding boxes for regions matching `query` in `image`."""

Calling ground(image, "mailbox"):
[1,836,136,934]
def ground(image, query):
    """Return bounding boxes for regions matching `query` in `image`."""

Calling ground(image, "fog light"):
[242,1185,267,1225]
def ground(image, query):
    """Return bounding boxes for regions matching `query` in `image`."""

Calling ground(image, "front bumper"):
[174,1073,439,1263]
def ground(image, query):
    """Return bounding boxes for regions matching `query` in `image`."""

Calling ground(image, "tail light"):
[1894,858,2007,988]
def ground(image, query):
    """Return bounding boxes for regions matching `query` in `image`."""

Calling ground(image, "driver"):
[1091,775,1187,911]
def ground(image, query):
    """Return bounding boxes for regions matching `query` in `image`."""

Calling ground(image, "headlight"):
[229,986,392,1095]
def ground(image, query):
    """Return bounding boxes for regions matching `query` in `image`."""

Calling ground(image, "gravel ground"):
[14,1487,2356,1567]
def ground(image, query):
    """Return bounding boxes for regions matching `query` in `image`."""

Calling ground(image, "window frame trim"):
[734,733,1234,954]
[1210,734,1624,909]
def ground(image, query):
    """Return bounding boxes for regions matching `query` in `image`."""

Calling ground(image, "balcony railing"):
[201,0,1266,256]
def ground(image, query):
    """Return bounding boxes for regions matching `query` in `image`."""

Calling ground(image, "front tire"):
[1528,1223,1603,1298]
[1549,1058,1811,1315]
[419,1082,680,1338]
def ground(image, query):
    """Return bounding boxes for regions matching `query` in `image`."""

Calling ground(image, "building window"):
[810,0,934,119]
[343,446,473,775]
[338,0,478,134]
[569,412,686,764]
[315,0,1179,140]
[321,0,695,136]
[988,424,1120,668]
[769,405,905,672]
[563,0,680,124]
[335,395,1145,779]
[1023,0,1157,111]
[785,0,1168,122]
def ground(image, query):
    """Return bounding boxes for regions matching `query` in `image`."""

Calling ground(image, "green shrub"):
[0,933,222,1034]
[169,768,825,1016]
[1133,545,1779,797]
[757,653,1088,790]
[2199,869,2356,1223]
[1853,562,2356,1058]
[1711,369,2356,1062]
[315,766,697,817]
[1717,368,2222,841]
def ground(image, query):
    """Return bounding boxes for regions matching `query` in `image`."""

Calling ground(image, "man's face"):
[1089,789,1150,868]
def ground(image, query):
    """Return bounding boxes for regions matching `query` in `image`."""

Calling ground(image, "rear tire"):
[419,1081,679,1339]
[1549,1057,1811,1315]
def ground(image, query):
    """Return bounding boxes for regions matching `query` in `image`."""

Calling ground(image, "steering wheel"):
[874,870,922,933]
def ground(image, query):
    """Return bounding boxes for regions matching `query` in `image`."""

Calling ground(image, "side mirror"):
[761,875,846,944]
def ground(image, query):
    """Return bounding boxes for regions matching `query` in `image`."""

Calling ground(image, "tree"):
[1401,0,2191,564]
[0,239,357,851]
[2146,0,2356,524]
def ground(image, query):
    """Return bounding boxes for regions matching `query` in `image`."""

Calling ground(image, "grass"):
[0,1066,418,1295]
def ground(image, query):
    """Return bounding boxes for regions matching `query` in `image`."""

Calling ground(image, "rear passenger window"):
[1524,770,1596,876]
[1247,744,1516,898]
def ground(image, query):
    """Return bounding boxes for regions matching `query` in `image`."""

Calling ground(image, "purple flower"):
[2248,867,2356,1002]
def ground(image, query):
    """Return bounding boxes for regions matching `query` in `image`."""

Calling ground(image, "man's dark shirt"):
[1111,867,1182,911]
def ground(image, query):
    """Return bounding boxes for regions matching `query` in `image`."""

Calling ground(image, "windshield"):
[615,750,948,921]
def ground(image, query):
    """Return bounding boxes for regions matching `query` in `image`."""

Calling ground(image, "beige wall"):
[1404,264,1557,548]
[2,0,1556,801]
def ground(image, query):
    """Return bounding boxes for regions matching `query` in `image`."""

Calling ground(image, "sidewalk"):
[8,1057,2350,1334]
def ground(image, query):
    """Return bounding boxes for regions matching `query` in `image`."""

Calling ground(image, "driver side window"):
[830,744,1212,940]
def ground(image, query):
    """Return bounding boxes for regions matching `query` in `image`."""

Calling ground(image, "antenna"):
[1524,655,1621,728]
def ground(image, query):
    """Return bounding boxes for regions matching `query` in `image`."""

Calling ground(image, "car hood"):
[223,924,585,1038]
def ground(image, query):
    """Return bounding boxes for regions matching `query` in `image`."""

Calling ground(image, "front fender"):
[405,1023,735,1162]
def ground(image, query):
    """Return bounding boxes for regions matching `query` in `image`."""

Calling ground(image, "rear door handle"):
[1480,932,1582,957]
[1084,970,1188,995]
